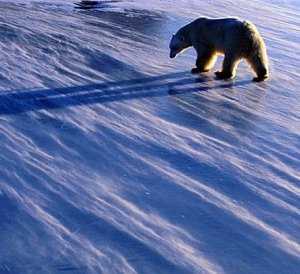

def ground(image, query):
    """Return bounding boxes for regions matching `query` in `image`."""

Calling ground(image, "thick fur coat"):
[169,17,269,81]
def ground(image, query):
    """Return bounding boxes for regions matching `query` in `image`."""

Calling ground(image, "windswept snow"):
[0,0,299,273]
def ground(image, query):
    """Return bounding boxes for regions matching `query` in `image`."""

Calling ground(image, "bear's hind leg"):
[191,50,217,74]
[215,53,240,80]
[247,55,269,82]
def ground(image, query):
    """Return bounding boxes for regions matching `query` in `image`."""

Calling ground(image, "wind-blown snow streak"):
[0,0,299,273]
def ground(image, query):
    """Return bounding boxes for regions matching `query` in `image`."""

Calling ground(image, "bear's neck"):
[179,24,192,46]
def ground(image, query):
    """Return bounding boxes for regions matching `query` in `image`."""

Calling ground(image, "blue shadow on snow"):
[0,72,250,115]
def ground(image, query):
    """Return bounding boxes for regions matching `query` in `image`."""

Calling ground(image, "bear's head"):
[169,30,191,59]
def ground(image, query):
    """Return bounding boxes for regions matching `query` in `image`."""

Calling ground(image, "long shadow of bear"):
[0,72,250,115]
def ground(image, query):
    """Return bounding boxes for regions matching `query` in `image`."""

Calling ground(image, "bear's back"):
[189,17,243,52]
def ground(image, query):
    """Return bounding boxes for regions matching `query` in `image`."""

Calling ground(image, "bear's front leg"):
[191,67,209,74]
[191,58,210,74]
[215,53,239,80]
[215,71,234,80]
[191,50,216,74]
[253,75,268,82]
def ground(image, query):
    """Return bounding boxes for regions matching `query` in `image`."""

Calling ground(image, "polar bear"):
[169,17,269,82]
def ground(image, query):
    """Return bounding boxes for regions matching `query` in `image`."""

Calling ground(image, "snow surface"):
[0,0,299,273]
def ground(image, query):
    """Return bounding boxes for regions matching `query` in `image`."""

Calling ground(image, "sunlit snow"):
[0,0,299,273]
